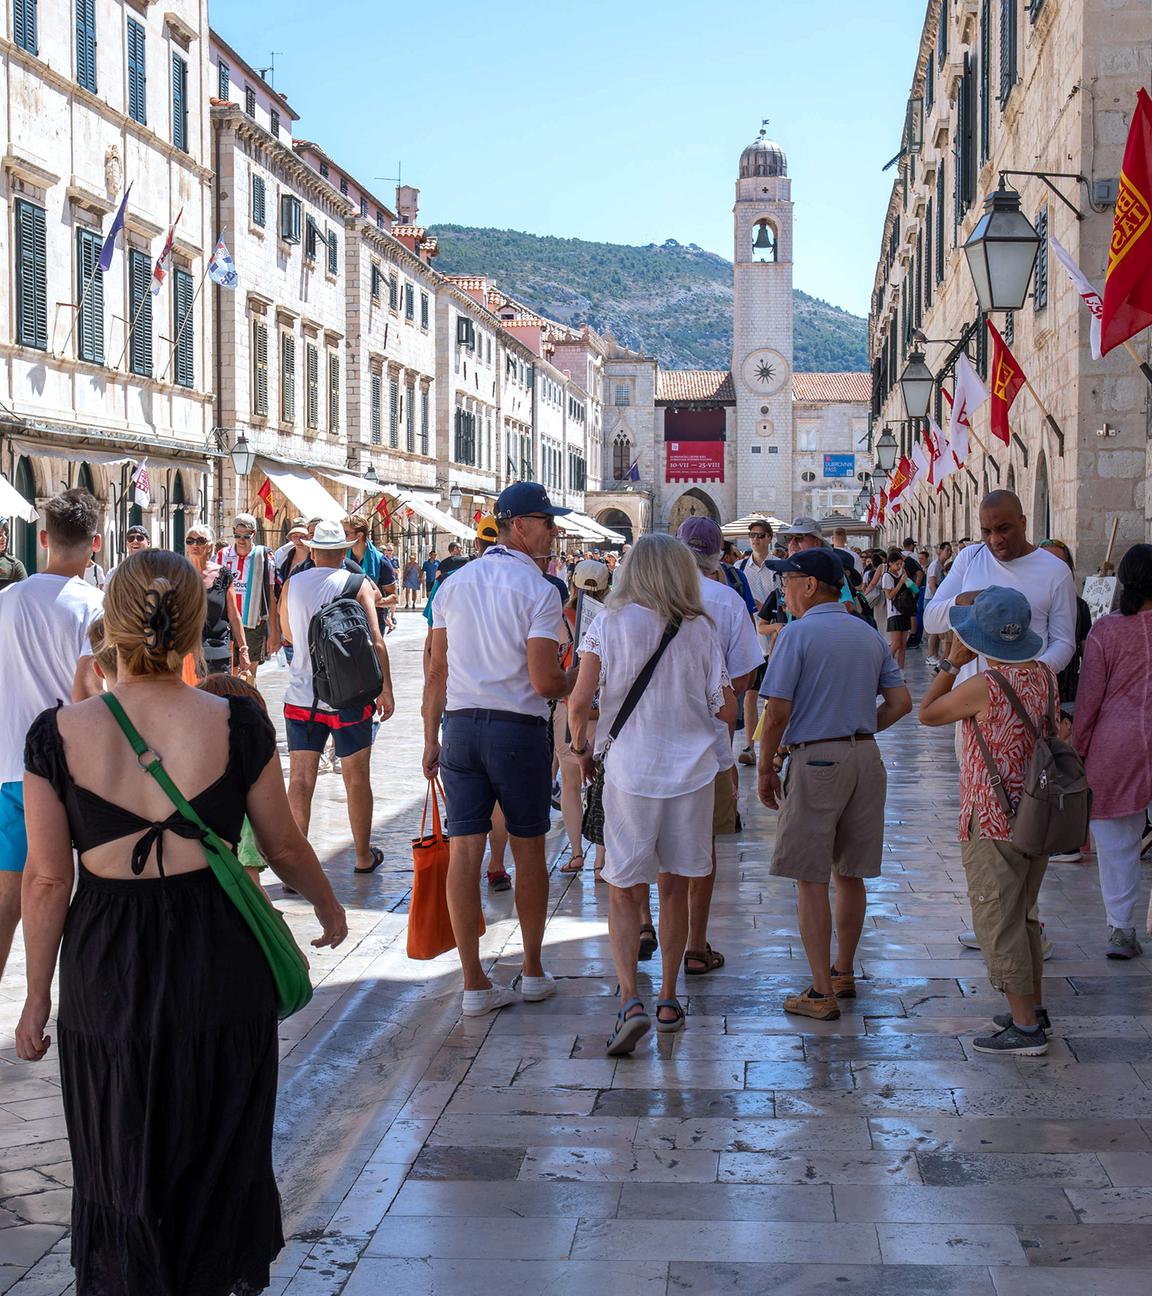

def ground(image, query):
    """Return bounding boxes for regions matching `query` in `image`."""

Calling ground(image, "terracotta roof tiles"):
[655,370,735,403]
[792,372,871,403]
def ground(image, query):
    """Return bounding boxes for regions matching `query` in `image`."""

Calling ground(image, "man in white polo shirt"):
[423,482,571,1016]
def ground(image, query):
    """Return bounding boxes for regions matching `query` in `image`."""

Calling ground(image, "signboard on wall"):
[823,454,856,478]
[666,441,724,483]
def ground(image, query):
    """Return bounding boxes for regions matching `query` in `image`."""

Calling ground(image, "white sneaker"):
[1049,851,1082,863]
[518,972,557,1002]
[925,656,939,668]
[461,985,518,1017]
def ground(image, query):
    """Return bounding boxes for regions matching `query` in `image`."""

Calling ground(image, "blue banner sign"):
[823,454,856,478]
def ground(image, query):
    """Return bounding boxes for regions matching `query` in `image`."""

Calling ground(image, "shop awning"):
[721,513,789,539]
[311,467,400,499]
[556,514,601,542]
[0,472,37,523]
[394,491,475,541]
[257,459,345,520]
[9,440,195,473]
[567,512,626,544]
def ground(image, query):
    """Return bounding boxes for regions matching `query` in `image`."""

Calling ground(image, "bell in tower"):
[752,220,776,262]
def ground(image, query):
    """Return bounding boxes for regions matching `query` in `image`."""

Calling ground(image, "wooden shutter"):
[14,0,38,54]
[305,217,318,260]
[389,378,399,447]
[171,53,188,152]
[252,319,269,415]
[1033,206,1048,310]
[421,293,429,328]
[935,165,945,281]
[128,248,153,376]
[306,344,318,428]
[405,383,415,451]
[924,199,933,309]
[252,174,266,228]
[328,352,339,431]
[420,388,429,454]
[327,230,338,275]
[405,284,414,319]
[280,333,295,421]
[127,17,146,124]
[76,227,104,363]
[999,0,1018,107]
[979,0,990,162]
[14,199,47,351]
[76,0,97,93]
[388,275,398,310]
[217,59,229,101]
[270,109,280,138]
[172,267,193,387]
[371,373,382,444]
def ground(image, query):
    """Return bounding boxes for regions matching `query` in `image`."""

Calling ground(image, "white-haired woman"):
[184,522,247,677]
[569,533,735,1056]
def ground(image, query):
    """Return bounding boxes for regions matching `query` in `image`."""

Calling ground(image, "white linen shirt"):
[579,605,727,798]
[432,546,563,718]
[699,571,765,770]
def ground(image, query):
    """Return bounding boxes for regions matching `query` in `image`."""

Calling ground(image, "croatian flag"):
[98,184,133,273]
[208,237,238,289]
[132,459,151,508]
[151,209,183,296]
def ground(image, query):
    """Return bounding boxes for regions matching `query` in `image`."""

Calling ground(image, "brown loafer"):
[783,988,841,1021]
[830,967,856,999]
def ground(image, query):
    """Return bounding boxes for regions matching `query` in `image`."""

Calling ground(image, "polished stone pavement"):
[2,626,1151,1294]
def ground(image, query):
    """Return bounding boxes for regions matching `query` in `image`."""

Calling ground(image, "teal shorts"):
[0,781,27,872]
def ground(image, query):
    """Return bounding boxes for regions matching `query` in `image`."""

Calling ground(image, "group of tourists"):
[1,476,1150,1293]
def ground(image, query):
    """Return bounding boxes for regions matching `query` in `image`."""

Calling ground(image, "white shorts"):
[601,779,715,888]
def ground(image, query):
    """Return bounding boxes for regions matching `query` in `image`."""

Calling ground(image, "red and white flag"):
[1050,233,1104,360]
[910,439,932,485]
[986,319,1025,446]
[948,353,988,466]
[866,496,878,527]
[151,208,183,296]
[132,459,151,508]
[925,416,955,489]
[257,477,274,522]
[1101,87,1152,355]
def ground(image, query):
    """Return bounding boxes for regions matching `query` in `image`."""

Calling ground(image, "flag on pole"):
[887,455,912,504]
[376,498,391,527]
[472,508,483,524]
[132,458,151,508]
[151,209,183,296]
[948,353,988,464]
[925,416,954,489]
[1050,234,1104,359]
[98,183,133,273]
[877,490,888,525]
[207,237,239,289]
[627,458,640,482]
[866,495,878,527]
[1101,87,1152,355]
[257,478,274,522]
[986,319,1025,446]
[910,438,932,485]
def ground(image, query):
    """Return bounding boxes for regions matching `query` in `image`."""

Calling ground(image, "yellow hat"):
[477,513,498,542]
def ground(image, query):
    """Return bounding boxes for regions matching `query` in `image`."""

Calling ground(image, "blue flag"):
[98,183,133,273]
[627,458,640,482]
[208,237,238,289]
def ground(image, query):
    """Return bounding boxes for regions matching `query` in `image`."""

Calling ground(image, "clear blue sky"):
[211,0,928,318]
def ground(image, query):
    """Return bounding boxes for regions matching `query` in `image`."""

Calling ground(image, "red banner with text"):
[665,440,725,483]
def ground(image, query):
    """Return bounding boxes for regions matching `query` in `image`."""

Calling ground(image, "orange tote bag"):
[407,779,484,959]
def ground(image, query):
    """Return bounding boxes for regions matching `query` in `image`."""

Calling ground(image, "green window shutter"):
[281,333,295,421]
[244,85,255,117]
[252,174,266,228]
[217,59,229,102]
[14,199,47,350]
[420,292,429,328]
[405,383,415,451]
[171,53,188,152]
[371,265,381,299]
[128,248,152,376]
[371,373,382,444]
[14,0,38,54]
[388,275,398,310]
[252,320,268,415]
[420,388,429,454]
[76,227,104,363]
[172,267,193,387]
[327,230,338,275]
[1033,206,1049,310]
[389,378,399,447]
[76,0,97,92]
[270,109,280,138]
[127,17,146,124]
[404,284,414,320]
[306,344,319,428]
[999,0,1018,107]
[328,352,339,431]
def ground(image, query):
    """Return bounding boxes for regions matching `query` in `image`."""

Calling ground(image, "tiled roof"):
[792,372,871,403]
[445,275,489,290]
[391,225,426,238]
[656,370,735,403]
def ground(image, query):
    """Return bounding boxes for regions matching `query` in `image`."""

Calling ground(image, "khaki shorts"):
[712,766,738,835]
[770,738,886,883]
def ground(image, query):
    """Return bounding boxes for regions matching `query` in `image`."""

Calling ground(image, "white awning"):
[556,514,601,541]
[568,511,626,544]
[721,513,789,539]
[395,491,475,541]
[257,459,346,520]
[311,467,400,499]
[0,472,37,523]
[9,440,196,474]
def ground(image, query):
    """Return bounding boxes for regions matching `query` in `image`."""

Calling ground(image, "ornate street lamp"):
[363,461,380,485]
[449,483,463,510]
[899,350,935,420]
[854,486,870,516]
[230,434,256,477]
[875,427,899,473]
[963,181,1041,313]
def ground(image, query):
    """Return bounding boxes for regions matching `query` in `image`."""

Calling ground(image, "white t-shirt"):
[284,566,359,711]
[926,557,945,593]
[923,542,1077,684]
[432,545,563,719]
[0,574,104,783]
[699,572,765,770]
[580,605,727,798]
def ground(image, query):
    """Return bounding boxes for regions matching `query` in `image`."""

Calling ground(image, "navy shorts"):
[285,705,375,758]
[440,709,552,838]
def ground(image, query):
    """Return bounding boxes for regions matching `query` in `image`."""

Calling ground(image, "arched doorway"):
[171,472,186,551]
[595,508,634,546]
[77,462,96,496]
[12,456,37,574]
[1006,464,1016,496]
[666,488,720,533]
[1034,452,1051,539]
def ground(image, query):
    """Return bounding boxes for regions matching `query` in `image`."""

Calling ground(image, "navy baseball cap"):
[494,481,572,520]
[766,549,843,586]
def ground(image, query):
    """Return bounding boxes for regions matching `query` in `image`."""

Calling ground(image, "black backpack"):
[306,575,383,713]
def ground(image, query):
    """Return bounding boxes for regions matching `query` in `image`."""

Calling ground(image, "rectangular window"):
[614,383,630,406]
[370,372,382,444]
[376,211,385,231]
[14,199,47,351]
[979,0,991,162]
[280,333,295,421]
[76,227,104,363]
[359,197,367,217]
[388,275,399,310]
[339,176,348,196]
[924,198,933,310]
[327,229,338,275]
[924,49,934,112]
[270,109,279,138]
[389,377,399,448]
[252,319,268,416]
[305,344,319,429]
[404,283,414,320]
[172,267,193,387]
[279,194,301,243]
[244,85,255,118]
[456,315,474,346]
[420,292,429,328]
[955,54,976,219]
[319,161,329,178]
[251,173,266,228]
[1034,205,1049,310]
[405,382,415,451]
[171,53,188,152]
[420,388,429,454]
[304,216,319,261]
[937,0,948,68]
[1000,0,1018,107]
[370,264,382,300]
[935,165,945,280]
[126,17,146,124]
[76,0,96,93]
[1004,310,1014,344]
[127,247,152,376]
[328,352,339,432]
[217,59,229,102]
[14,0,37,54]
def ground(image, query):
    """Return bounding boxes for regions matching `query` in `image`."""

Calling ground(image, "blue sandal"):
[655,998,686,1034]
[606,998,651,1056]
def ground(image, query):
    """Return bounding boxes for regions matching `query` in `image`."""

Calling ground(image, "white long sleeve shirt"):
[923,542,1077,683]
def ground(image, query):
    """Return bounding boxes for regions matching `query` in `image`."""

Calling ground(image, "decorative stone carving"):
[104,145,122,198]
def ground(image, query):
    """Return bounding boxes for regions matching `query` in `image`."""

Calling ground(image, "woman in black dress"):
[16,549,347,1296]
[184,522,248,675]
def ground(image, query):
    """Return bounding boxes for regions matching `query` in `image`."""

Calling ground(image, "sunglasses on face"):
[522,514,557,529]
[748,532,769,541]
[186,537,209,546]
[127,535,148,543]
[232,531,253,540]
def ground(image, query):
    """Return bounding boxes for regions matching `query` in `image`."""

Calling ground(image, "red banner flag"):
[256,477,274,522]
[877,490,888,525]
[886,455,912,503]
[986,319,1025,445]
[1102,87,1152,355]
[376,498,391,527]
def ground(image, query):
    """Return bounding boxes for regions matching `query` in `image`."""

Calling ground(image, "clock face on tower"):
[741,348,790,397]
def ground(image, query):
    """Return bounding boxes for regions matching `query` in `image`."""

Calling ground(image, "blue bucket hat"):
[948,586,1043,662]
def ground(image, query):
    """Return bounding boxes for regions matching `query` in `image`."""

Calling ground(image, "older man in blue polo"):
[757,548,912,1021]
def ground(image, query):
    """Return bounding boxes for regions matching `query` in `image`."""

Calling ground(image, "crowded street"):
[2,630,1150,1295]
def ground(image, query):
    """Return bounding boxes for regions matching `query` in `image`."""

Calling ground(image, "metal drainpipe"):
[213,113,224,538]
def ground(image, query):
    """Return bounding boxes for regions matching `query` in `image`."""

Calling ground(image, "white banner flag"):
[132,459,151,508]
[1050,234,1103,360]
[948,353,988,466]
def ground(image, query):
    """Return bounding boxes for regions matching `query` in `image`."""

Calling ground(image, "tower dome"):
[740,126,787,179]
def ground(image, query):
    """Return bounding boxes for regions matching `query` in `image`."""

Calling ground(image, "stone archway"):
[666,487,720,533]
[595,508,635,546]
[1034,451,1051,539]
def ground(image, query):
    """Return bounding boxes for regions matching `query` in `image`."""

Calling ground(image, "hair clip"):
[143,588,178,653]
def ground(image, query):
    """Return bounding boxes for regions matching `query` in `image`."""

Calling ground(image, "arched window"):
[12,456,37,574]
[77,462,96,495]
[752,219,777,263]
[1034,452,1051,539]
[171,472,186,551]
[612,432,632,482]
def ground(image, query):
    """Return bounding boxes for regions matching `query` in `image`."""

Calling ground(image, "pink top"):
[959,663,1054,841]
[1072,609,1152,819]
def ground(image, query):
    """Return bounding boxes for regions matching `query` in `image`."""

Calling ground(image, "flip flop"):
[354,847,385,875]
[560,853,585,874]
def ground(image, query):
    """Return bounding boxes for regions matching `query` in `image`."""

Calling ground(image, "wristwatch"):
[571,742,589,756]
[937,659,959,676]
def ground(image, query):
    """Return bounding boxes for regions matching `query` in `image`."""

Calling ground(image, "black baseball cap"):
[766,549,843,586]
[126,525,149,539]
[495,481,572,520]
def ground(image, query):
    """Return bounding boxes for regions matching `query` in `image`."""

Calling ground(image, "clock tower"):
[732,124,794,518]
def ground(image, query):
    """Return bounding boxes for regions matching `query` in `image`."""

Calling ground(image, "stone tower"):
[732,125,795,519]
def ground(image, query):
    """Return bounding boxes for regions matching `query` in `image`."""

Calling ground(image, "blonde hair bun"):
[103,550,206,676]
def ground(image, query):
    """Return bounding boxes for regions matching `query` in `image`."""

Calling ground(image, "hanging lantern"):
[899,350,935,420]
[963,181,1041,312]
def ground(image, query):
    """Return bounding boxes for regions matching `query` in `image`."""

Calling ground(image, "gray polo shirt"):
[760,602,904,744]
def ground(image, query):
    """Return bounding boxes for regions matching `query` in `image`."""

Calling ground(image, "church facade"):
[589,130,871,541]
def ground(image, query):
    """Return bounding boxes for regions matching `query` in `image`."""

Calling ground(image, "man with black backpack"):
[280,520,395,875]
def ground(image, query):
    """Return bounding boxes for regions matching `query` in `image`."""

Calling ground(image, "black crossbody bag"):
[581,617,681,845]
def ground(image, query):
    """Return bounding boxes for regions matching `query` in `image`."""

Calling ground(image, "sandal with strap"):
[638,925,658,961]
[560,853,585,874]
[606,998,651,1056]
[684,944,725,975]
[655,998,686,1034]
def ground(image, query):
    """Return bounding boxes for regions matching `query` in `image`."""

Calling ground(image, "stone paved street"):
[2,626,1151,1294]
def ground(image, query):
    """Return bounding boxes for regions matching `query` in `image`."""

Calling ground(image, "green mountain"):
[431,225,869,373]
